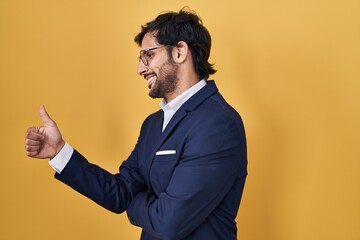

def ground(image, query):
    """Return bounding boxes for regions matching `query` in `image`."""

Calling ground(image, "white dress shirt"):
[49,80,206,173]
[159,79,206,132]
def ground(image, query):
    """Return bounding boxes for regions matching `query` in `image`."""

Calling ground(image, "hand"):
[25,105,65,159]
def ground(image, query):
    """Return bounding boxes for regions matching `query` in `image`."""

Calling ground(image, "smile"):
[144,74,156,89]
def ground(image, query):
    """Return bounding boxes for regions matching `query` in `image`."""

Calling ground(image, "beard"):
[149,58,179,101]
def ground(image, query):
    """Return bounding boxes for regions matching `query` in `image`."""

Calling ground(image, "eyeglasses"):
[138,46,165,66]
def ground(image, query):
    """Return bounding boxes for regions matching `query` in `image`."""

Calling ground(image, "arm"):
[25,105,147,213]
[126,116,247,239]
[54,144,146,213]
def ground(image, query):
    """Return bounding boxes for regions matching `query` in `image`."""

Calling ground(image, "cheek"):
[148,61,160,73]
[150,52,171,71]
[149,61,164,75]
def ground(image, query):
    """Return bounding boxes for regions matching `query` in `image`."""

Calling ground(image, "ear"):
[172,41,189,64]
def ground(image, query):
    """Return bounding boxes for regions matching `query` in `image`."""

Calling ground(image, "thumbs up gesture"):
[25,105,65,159]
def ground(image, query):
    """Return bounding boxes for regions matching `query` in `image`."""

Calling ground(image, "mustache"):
[144,73,156,79]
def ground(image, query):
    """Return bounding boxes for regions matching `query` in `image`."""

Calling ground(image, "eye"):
[145,52,154,58]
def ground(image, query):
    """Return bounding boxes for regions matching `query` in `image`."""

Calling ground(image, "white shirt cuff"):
[48,142,74,174]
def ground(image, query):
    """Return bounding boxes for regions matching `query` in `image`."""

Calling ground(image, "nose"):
[137,60,148,76]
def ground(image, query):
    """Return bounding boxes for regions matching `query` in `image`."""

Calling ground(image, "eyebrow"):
[141,46,160,52]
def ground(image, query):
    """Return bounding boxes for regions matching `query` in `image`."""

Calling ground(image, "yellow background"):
[1,0,359,239]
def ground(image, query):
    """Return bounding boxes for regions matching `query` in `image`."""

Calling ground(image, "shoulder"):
[144,109,163,122]
[193,92,244,130]
[138,109,163,132]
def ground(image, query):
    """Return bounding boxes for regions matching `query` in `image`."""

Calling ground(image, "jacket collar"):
[181,80,218,113]
[161,80,218,135]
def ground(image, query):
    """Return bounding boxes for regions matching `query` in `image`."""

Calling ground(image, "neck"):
[166,68,199,102]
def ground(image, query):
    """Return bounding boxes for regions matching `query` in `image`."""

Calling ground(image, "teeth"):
[147,76,155,88]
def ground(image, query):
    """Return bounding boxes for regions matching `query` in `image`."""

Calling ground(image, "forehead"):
[140,31,159,50]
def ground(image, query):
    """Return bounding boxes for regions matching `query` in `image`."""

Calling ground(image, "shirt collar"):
[160,79,206,112]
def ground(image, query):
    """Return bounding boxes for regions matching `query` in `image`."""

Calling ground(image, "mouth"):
[144,74,156,89]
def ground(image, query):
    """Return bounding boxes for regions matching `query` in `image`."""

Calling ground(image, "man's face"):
[137,32,179,101]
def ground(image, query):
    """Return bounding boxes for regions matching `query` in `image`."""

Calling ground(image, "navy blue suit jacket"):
[55,80,247,240]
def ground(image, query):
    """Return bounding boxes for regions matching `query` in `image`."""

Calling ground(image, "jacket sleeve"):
[54,142,147,214]
[126,116,247,239]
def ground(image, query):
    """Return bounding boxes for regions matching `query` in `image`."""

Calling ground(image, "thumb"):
[39,105,55,126]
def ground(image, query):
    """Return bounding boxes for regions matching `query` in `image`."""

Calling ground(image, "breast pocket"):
[150,152,179,193]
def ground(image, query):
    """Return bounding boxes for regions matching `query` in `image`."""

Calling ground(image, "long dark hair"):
[134,8,217,80]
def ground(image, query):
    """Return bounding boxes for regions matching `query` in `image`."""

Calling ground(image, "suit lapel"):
[149,80,219,160]
[140,110,163,187]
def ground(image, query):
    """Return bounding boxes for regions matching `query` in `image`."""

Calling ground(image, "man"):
[25,9,247,240]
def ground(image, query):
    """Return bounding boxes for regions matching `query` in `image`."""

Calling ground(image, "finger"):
[25,140,42,154]
[25,130,44,141]
[38,126,45,135]
[26,149,40,157]
[26,126,39,133]
[25,126,43,136]
[39,105,55,126]
[25,137,42,156]
[25,138,42,146]
[25,144,41,152]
